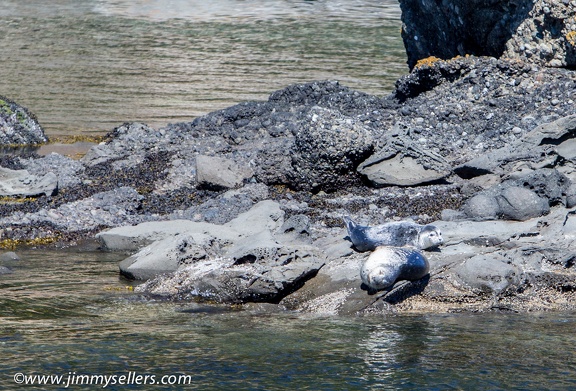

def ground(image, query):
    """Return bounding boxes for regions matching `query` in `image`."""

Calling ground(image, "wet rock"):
[0,251,19,262]
[0,167,57,197]
[137,242,324,303]
[195,155,253,190]
[0,95,48,145]
[0,266,12,275]
[119,233,218,280]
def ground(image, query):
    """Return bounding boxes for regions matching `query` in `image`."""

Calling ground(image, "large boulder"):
[453,253,521,295]
[0,95,47,145]
[289,106,376,191]
[118,233,219,280]
[357,127,451,187]
[137,242,324,304]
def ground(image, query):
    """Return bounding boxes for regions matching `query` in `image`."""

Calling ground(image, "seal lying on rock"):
[360,246,429,292]
[343,217,443,251]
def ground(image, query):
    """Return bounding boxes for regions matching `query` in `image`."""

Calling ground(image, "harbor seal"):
[343,216,443,252]
[360,246,429,291]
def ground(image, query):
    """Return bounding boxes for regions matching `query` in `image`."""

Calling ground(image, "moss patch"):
[414,56,444,69]
[566,31,576,46]
[0,236,60,250]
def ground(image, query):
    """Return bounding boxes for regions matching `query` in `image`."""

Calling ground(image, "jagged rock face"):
[399,0,576,69]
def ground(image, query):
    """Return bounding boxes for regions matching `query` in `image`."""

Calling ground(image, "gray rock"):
[505,168,571,205]
[99,219,236,252]
[496,186,550,221]
[0,251,20,262]
[0,186,143,232]
[279,214,310,236]
[0,95,48,145]
[195,155,253,190]
[169,183,270,224]
[433,218,540,247]
[291,106,376,191]
[226,199,284,235]
[566,184,576,208]
[119,233,218,280]
[463,194,500,221]
[440,209,466,221]
[454,254,520,295]
[136,240,325,303]
[456,116,576,179]
[357,129,450,187]
[225,230,280,265]
[98,200,284,252]
[0,266,12,275]
[19,152,84,189]
[81,123,162,167]
[0,166,57,197]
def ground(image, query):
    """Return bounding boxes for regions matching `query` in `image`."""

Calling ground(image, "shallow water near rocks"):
[0,0,405,138]
[1,250,576,390]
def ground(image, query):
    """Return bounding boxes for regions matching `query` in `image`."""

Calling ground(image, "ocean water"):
[1,250,576,390]
[0,0,405,137]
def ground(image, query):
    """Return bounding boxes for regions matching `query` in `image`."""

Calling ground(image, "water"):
[1,250,576,390]
[0,0,406,137]
[2,2,575,389]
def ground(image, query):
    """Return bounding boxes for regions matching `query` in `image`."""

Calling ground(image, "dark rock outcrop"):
[1,55,576,312]
[399,0,576,70]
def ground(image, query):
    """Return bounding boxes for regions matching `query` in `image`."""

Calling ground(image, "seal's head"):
[418,225,443,249]
[365,266,395,290]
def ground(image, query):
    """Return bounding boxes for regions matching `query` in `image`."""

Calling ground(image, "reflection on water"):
[0,0,405,137]
[1,250,576,390]
[94,0,400,22]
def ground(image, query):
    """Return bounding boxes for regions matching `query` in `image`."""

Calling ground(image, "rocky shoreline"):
[2,1,576,314]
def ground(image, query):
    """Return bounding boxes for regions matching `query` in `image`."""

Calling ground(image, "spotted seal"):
[343,216,443,252]
[360,246,429,291]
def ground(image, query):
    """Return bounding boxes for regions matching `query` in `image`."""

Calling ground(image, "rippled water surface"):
[0,0,405,137]
[1,250,576,390]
